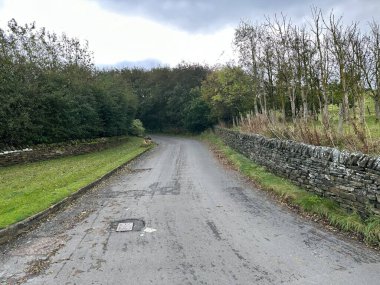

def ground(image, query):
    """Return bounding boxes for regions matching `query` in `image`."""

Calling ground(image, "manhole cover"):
[111,219,145,232]
[116,223,133,232]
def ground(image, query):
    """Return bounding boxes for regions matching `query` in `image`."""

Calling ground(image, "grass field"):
[326,97,380,138]
[0,137,150,229]
[201,131,380,247]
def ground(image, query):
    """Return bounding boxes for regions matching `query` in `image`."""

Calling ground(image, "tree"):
[325,13,358,128]
[184,92,213,133]
[0,19,137,147]
[201,66,254,123]
[121,64,210,132]
[234,21,265,115]
[360,21,380,121]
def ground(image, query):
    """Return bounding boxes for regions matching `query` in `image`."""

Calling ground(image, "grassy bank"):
[0,137,151,229]
[201,131,380,247]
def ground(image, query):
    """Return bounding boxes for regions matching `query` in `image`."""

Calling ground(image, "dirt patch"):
[25,258,51,276]
[11,236,67,256]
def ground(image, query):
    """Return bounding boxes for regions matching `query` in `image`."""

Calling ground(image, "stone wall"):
[0,137,129,167]
[215,127,380,217]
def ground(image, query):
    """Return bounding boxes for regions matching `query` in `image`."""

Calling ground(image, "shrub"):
[184,98,213,133]
[129,119,145,137]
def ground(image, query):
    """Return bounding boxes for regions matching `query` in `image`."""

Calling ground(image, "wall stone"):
[215,127,380,217]
[0,137,129,167]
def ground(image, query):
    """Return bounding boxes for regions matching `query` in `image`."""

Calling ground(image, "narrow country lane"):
[1,135,379,285]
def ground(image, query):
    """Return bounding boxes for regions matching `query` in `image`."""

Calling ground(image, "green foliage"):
[0,20,137,147]
[0,137,150,229]
[184,94,213,133]
[201,66,254,123]
[129,119,145,137]
[201,131,380,246]
[94,71,137,137]
[122,64,210,132]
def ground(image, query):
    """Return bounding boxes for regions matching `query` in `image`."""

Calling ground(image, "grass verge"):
[201,131,380,247]
[0,137,151,229]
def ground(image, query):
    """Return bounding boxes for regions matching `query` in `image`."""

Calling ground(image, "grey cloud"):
[94,0,380,32]
[95,0,320,31]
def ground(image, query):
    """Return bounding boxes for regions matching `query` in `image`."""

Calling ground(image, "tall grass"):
[237,110,380,154]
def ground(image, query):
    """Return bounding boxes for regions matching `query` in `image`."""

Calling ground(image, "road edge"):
[200,133,380,249]
[0,144,154,246]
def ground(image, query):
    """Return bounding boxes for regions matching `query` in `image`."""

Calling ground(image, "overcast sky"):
[1,0,380,68]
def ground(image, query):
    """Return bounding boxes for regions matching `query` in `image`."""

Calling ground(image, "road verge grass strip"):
[0,137,153,233]
[201,131,380,247]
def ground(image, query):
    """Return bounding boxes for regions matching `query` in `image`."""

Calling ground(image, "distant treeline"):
[0,19,215,147]
[119,65,212,133]
[4,8,379,147]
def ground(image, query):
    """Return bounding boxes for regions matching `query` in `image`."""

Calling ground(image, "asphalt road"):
[1,135,380,285]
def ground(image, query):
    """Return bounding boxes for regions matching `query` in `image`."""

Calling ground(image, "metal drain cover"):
[111,219,145,232]
[116,223,133,232]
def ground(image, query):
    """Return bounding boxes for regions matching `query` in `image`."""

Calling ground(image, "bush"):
[129,119,145,137]
[184,98,213,133]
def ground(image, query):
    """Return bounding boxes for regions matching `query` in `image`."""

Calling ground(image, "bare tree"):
[266,14,295,121]
[234,21,264,115]
[231,8,380,130]
[347,29,366,127]
[325,12,358,126]
[310,8,330,124]
[360,20,380,122]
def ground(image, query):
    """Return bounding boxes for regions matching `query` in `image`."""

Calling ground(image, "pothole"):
[111,219,145,232]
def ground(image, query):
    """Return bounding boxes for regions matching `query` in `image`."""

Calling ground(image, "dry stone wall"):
[215,127,380,217]
[0,137,128,166]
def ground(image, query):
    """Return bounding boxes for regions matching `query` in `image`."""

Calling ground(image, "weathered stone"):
[331,149,341,163]
[215,127,380,217]
[340,192,357,201]
[347,153,363,166]
[356,195,367,203]
[368,194,377,201]
[357,155,370,168]
[339,151,350,164]
[337,185,355,192]
[374,157,380,171]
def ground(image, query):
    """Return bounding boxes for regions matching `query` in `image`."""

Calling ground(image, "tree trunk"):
[352,98,357,120]
[263,93,268,116]
[375,94,380,122]
[338,103,344,135]
[359,95,365,128]
[321,86,329,125]
[342,74,350,122]
[289,87,296,121]
[343,92,350,122]
[301,87,308,121]
[254,95,259,116]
